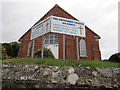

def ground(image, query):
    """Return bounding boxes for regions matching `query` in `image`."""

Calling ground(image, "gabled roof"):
[34,4,78,26]
[19,4,100,41]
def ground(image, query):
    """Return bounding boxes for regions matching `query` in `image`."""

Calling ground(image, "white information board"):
[30,17,51,40]
[30,16,85,40]
[51,16,85,37]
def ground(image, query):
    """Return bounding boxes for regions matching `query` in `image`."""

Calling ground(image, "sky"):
[0,0,119,60]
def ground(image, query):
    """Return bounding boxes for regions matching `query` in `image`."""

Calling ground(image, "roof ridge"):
[54,4,59,7]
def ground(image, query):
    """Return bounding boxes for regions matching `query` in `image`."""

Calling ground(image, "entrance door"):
[44,33,59,59]
[44,44,58,59]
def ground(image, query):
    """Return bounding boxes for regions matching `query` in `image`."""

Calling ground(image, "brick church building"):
[17,4,101,60]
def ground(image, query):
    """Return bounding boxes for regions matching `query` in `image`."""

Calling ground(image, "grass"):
[2,58,120,67]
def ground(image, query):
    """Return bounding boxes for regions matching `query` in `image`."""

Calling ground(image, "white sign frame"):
[30,17,51,40]
[51,16,85,37]
[30,16,85,40]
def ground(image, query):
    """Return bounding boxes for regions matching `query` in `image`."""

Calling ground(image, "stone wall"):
[2,64,120,89]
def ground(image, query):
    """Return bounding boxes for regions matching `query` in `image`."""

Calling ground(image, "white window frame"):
[27,41,32,56]
[44,32,58,44]
[80,39,87,57]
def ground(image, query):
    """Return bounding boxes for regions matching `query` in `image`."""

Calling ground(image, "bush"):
[2,47,9,60]
[34,48,55,58]
[2,43,14,58]
[109,53,120,63]
[2,42,19,58]
[10,42,19,58]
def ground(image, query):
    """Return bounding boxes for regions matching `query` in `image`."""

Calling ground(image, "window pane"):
[80,39,87,57]
[44,33,58,44]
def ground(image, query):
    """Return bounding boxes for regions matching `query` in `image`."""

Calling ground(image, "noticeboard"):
[30,16,85,40]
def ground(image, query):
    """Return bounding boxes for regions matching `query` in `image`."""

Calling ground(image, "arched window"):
[44,32,58,44]
[27,41,32,56]
[80,39,87,57]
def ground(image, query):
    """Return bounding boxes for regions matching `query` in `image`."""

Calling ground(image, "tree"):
[2,47,9,60]
[10,42,19,57]
[2,43,14,58]
[2,42,19,58]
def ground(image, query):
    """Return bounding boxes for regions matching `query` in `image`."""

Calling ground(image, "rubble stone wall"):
[2,64,120,89]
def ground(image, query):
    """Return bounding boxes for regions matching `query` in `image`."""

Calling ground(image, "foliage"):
[2,58,120,67]
[2,43,14,58]
[10,42,19,57]
[109,52,120,63]
[2,47,9,60]
[0,43,9,60]
[2,42,19,58]
[34,48,55,58]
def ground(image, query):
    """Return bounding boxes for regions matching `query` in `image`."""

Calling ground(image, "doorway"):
[44,32,59,59]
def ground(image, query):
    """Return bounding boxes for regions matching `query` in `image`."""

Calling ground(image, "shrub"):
[2,43,14,58]
[2,47,9,60]
[10,42,19,58]
[109,53,120,63]
[34,48,55,58]
[2,42,19,58]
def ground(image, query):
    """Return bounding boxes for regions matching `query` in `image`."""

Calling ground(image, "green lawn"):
[2,58,120,67]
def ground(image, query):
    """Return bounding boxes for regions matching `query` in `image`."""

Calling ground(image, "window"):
[80,39,87,57]
[27,41,32,56]
[44,32,58,44]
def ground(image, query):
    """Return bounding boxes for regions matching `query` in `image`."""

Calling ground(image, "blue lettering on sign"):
[81,23,84,25]
[65,31,68,33]
[74,21,81,25]
[69,32,76,34]
[62,25,69,28]
[59,18,73,23]
[62,22,75,26]
[43,18,50,23]
[53,29,62,32]
[53,26,61,29]
[71,27,77,29]
[53,24,61,26]
[52,16,84,25]
[53,17,58,20]
[36,24,43,29]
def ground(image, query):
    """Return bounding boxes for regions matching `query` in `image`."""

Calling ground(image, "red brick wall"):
[18,29,101,60]
[18,29,31,57]
[85,28,101,60]
[17,5,101,60]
